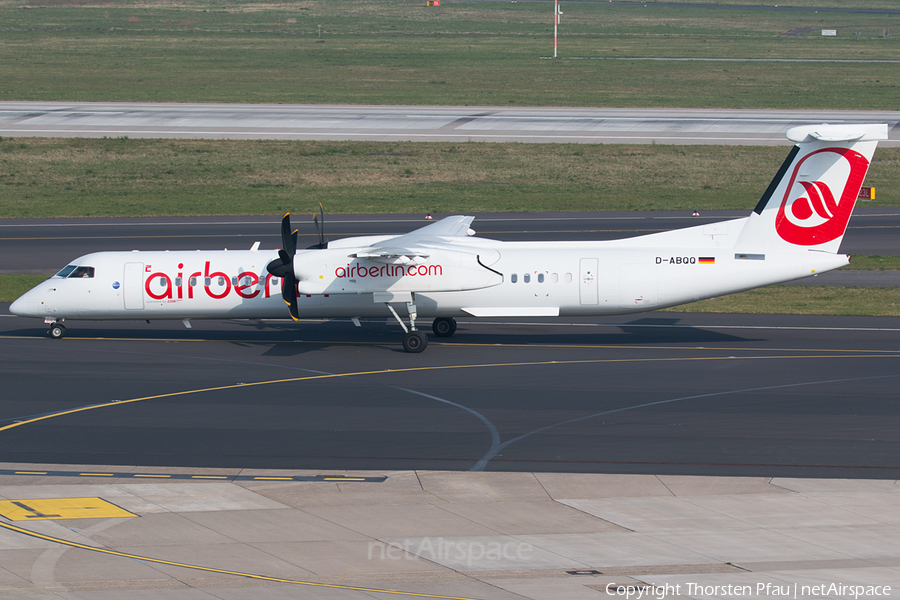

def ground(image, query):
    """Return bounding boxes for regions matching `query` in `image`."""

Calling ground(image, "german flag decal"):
[698,257,716,264]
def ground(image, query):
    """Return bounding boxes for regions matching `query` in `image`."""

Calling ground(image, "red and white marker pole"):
[554,0,558,58]
[553,1,563,58]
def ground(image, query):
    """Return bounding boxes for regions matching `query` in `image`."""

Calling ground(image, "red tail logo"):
[775,148,869,246]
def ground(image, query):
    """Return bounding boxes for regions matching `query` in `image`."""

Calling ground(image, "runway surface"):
[2,308,899,479]
[2,209,899,274]
[1,102,899,145]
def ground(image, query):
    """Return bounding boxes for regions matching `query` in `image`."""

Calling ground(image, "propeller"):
[266,212,300,321]
[310,203,327,249]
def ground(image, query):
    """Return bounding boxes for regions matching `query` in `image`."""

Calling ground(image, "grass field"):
[663,285,900,317]
[0,275,46,303]
[1,138,898,217]
[0,0,897,108]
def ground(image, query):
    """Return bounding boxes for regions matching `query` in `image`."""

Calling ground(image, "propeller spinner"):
[266,212,300,321]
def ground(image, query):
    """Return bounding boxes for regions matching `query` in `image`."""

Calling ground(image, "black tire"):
[432,317,457,338]
[402,330,428,353]
[49,324,66,339]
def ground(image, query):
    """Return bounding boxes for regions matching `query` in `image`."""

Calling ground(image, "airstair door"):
[124,262,144,310]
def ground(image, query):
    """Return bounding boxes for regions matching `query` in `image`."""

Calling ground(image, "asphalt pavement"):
[2,308,898,479]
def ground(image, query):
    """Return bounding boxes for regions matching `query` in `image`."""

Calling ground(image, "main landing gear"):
[431,317,457,338]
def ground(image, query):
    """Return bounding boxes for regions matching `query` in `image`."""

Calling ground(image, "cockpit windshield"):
[54,265,95,279]
[54,265,77,278]
[69,266,95,278]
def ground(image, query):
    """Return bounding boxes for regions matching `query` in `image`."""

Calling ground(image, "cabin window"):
[564,273,573,283]
[204,277,212,286]
[523,273,531,283]
[537,273,545,283]
[218,277,226,286]
[510,273,517,283]
[68,266,95,279]
[231,276,238,286]
[175,277,182,287]
[55,265,77,278]
[551,273,559,283]
[190,277,197,287]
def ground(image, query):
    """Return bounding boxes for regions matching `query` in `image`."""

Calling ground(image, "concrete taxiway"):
[1,103,898,146]
[0,468,897,599]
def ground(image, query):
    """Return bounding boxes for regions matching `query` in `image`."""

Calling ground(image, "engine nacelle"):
[293,248,502,295]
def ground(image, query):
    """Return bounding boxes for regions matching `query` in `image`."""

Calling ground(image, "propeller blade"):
[311,204,327,249]
[313,217,323,249]
[281,212,297,256]
[281,274,299,321]
[271,213,299,320]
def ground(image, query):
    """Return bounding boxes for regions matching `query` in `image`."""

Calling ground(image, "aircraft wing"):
[392,215,475,239]
[351,216,476,262]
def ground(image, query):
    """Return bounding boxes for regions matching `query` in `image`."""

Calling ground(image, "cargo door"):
[579,258,599,305]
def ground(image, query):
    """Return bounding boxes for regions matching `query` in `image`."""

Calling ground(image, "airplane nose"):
[9,289,39,317]
[9,295,26,316]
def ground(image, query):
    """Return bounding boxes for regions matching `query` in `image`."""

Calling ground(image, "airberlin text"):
[335,263,442,279]
[144,261,275,301]
[604,583,892,599]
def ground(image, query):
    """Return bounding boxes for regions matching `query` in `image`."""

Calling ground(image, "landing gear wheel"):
[432,317,457,338]
[402,330,428,353]
[49,324,67,339]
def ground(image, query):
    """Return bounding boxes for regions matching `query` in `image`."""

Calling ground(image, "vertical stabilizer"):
[734,123,887,255]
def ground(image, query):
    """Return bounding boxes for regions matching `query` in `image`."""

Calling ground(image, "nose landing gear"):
[402,330,428,353]
[382,292,430,353]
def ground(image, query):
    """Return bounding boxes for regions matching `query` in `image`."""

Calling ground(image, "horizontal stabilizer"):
[786,123,888,143]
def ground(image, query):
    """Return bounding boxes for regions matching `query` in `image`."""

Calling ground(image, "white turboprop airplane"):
[9,123,887,352]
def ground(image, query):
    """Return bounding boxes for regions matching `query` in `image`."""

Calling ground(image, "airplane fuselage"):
[13,216,847,323]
